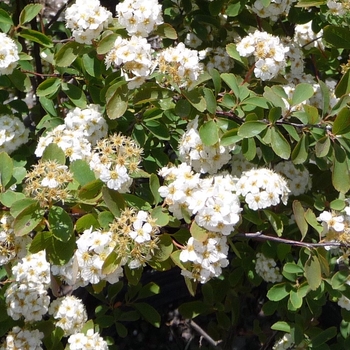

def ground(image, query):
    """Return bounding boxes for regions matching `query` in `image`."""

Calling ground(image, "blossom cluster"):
[255,252,283,283]
[0,213,31,265]
[65,0,112,44]
[0,33,19,75]
[179,116,233,174]
[115,0,163,37]
[236,168,290,210]
[24,160,73,207]
[35,104,108,161]
[105,35,154,89]
[5,251,51,322]
[0,115,29,154]
[250,0,297,21]
[0,327,43,350]
[236,30,289,81]
[68,329,108,350]
[180,233,229,284]
[89,133,142,192]
[49,295,88,336]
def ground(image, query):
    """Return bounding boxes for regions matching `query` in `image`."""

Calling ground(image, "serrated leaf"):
[270,126,291,159]
[199,120,219,146]
[304,254,321,291]
[19,29,52,48]
[19,4,43,25]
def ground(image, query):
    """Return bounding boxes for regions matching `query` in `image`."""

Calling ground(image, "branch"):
[188,320,223,349]
[235,232,347,249]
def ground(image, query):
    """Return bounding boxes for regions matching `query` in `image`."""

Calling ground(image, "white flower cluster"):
[89,133,142,192]
[293,21,324,50]
[236,168,290,210]
[326,0,348,16]
[274,161,311,196]
[105,35,155,89]
[159,164,242,234]
[179,116,233,174]
[180,233,229,284]
[250,0,296,22]
[0,213,31,265]
[201,47,235,73]
[0,115,29,154]
[231,153,256,177]
[5,251,51,322]
[236,30,289,80]
[65,0,112,44]
[272,333,295,350]
[49,296,88,336]
[0,33,19,75]
[115,0,163,37]
[35,104,107,161]
[158,42,203,89]
[255,252,283,283]
[68,329,108,350]
[317,205,350,246]
[51,227,123,289]
[0,326,43,350]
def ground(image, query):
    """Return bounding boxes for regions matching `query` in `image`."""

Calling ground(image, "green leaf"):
[271,321,291,332]
[332,143,350,193]
[0,152,13,189]
[291,134,308,164]
[149,174,162,205]
[333,107,350,135]
[29,231,52,254]
[102,251,121,275]
[46,233,76,265]
[137,282,160,300]
[242,137,256,161]
[19,4,43,25]
[335,69,350,97]
[315,136,331,158]
[304,254,321,291]
[226,43,247,67]
[36,77,61,97]
[318,79,330,114]
[55,42,84,67]
[42,143,65,164]
[263,210,283,236]
[143,120,170,140]
[237,121,267,138]
[70,159,96,186]
[291,83,314,106]
[241,97,269,109]
[151,207,169,227]
[310,327,337,347]
[106,82,128,119]
[102,187,125,217]
[48,206,73,242]
[75,214,100,233]
[221,73,240,97]
[199,120,219,146]
[292,200,308,240]
[124,265,142,285]
[203,87,217,114]
[39,96,58,116]
[182,89,206,112]
[78,180,103,201]
[323,25,350,49]
[0,190,25,207]
[270,127,291,159]
[209,68,221,96]
[190,221,208,242]
[283,263,304,274]
[133,302,161,328]
[178,301,211,319]
[289,289,303,309]
[61,83,87,109]
[98,211,114,229]
[97,33,118,55]
[0,9,13,25]
[174,99,192,117]
[268,107,282,123]
[19,29,52,48]
[331,270,349,290]
[304,209,323,234]
[330,199,346,211]
[13,200,45,236]
[155,23,177,39]
[267,283,290,301]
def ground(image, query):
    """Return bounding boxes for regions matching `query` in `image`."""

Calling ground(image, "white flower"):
[99,164,131,191]
[129,220,152,243]
[0,33,19,75]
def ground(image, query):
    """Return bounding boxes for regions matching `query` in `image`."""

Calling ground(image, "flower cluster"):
[255,252,283,283]
[250,0,296,22]
[89,133,142,192]
[231,152,257,177]
[180,233,229,284]
[0,213,31,265]
[293,21,324,50]
[158,43,203,89]
[317,205,350,246]
[65,0,112,44]
[179,116,233,174]
[201,47,234,73]
[159,164,242,234]
[24,160,73,207]
[105,35,154,89]
[272,333,295,350]
[0,327,43,350]
[68,329,108,350]
[49,296,88,336]
[0,115,29,154]
[236,168,290,210]
[274,161,311,196]
[115,0,163,37]
[35,104,107,161]
[0,33,19,75]
[236,30,289,80]
[5,251,51,322]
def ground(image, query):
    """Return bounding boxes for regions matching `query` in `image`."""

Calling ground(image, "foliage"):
[1,0,350,349]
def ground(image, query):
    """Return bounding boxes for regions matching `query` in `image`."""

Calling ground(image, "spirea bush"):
[2,0,350,349]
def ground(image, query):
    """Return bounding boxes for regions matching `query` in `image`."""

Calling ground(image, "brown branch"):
[188,320,223,349]
[235,232,347,249]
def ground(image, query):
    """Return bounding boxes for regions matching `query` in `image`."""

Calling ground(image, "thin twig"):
[189,320,223,349]
[45,0,75,30]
